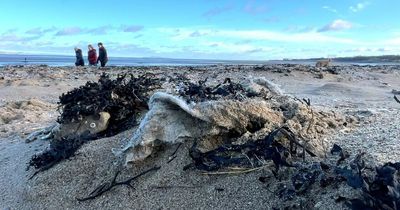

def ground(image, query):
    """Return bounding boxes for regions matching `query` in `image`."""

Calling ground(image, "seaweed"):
[188,127,400,210]
[178,77,258,102]
[58,73,161,136]
[343,161,400,210]
[28,132,93,178]
[188,127,309,172]
[28,73,161,174]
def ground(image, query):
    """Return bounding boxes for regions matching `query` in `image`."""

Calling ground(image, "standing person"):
[87,44,97,66]
[97,42,108,67]
[74,47,84,66]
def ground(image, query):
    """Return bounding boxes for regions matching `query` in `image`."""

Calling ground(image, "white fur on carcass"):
[116,78,285,165]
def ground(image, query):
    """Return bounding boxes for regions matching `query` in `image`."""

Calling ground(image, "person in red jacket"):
[87,44,97,66]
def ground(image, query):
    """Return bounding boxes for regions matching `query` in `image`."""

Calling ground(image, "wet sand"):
[0,64,399,209]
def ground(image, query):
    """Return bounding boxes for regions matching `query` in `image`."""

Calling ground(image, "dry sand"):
[0,64,399,209]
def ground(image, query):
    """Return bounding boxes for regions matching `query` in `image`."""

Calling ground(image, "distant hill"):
[333,55,400,63]
[287,55,400,63]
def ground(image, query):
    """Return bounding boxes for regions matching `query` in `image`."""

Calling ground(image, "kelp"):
[58,73,161,136]
[28,73,161,174]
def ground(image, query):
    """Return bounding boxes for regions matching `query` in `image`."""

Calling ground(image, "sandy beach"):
[0,64,399,209]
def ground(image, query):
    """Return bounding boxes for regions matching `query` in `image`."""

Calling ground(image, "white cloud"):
[122,25,144,33]
[160,27,355,44]
[55,27,83,36]
[202,41,271,54]
[243,1,268,15]
[322,6,338,14]
[382,37,400,45]
[202,5,234,17]
[350,1,369,12]
[217,30,354,44]
[318,19,353,32]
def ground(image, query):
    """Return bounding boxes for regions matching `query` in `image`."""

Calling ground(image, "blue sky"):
[0,0,399,60]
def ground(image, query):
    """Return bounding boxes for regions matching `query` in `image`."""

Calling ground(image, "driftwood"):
[77,166,160,202]
[395,95,400,104]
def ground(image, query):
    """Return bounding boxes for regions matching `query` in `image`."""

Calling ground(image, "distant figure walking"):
[74,47,84,66]
[97,42,108,67]
[88,45,97,66]
[316,58,331,67]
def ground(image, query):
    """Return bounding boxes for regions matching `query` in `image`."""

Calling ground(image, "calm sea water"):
[0,54,271,67]
[0,54,397,67]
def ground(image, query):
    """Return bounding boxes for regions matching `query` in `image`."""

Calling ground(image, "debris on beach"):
[28,73,161,173]
[119,76,352,165]
[23,69,399,209]
[395,95,400,104]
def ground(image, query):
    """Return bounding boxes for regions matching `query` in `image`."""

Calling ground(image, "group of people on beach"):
[74,42,108,67]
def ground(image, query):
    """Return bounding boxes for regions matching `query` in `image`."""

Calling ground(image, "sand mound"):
[0,99,57,137]
[0,99,55,125]
[311,83,365,96]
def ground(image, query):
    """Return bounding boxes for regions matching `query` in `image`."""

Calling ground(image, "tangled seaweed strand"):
[28,132,93,178]
[188,127,315,172]
[340,160,400,210]
[58,73,161,136]
[29,73,161,175]
[188,127,400,209]
[177,78,259,103]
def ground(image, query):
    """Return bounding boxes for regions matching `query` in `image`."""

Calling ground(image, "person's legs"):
[101,61,106,67]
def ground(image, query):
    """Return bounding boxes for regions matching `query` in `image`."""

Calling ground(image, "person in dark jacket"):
[97,42,108,67]
[87,44,97,66]
[74,47,84,66]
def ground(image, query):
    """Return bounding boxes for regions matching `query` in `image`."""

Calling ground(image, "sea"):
[0,54,398,67]
[0,54,270,67]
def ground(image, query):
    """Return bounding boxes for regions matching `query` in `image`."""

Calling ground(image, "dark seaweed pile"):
[28,132,93,177]
[28,73,161,174]
[177,77,260,103]
[340,160,400,210]
[188,127,313,172]
[188,129,400,210]
[58,73,161,135]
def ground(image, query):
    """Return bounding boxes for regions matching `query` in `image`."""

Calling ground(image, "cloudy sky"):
[0,0,399,60]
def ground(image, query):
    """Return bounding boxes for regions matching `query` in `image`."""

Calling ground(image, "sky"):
[0,0,399,60]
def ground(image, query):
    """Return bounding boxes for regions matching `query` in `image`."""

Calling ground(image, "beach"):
[0,64,399,209]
